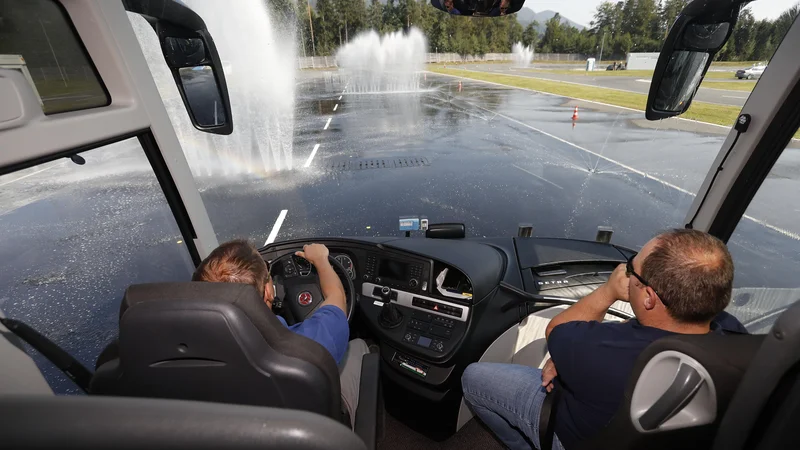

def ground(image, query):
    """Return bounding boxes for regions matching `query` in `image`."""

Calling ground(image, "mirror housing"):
[426,223,466,239]
[645,0,751,121]
[430,0,526,17]
[123,0,233,135]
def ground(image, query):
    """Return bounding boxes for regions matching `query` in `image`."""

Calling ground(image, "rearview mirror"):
[430,0,526,17]
[646,0,750,121]
[123,0,233,135]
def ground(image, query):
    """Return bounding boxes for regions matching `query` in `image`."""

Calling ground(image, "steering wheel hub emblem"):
[297,291,313,306]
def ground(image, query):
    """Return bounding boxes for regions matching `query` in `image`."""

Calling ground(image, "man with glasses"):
[461,229,745,449]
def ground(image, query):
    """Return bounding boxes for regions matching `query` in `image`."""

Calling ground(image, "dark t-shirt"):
[548,312,746,449]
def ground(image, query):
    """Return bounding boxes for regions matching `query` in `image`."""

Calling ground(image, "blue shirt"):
[276,305,349,365]
[548,312,746,449]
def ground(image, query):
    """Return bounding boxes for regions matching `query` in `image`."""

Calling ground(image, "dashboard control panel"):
[362,283,469,322]
[363,253,430,294]
[402,310,456,353]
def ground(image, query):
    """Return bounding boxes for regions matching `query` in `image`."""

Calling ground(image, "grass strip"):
[428,66,741,127]
[518,68,743,80]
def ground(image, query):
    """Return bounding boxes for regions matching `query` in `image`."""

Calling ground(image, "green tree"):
[750,19,775,62]
[773,4,800,45]
[731,9,755,60]
[521,21,539,48]
[538,13,564,52]
[366,0,384,32]
[659,0,689,38]
[508,17,524,48]
[313,0,340,54]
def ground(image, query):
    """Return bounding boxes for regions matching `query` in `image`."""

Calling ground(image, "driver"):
[461,229,747,449]
[192,240,369,427]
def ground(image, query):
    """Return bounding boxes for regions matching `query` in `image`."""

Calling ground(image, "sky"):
[526,0,799,27]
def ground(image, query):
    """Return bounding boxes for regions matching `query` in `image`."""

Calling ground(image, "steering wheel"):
[269,251,355,326]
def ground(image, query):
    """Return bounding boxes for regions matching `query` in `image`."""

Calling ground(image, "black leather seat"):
[90,282,379,448]
[574,333,763,450]
[1,395,367,450]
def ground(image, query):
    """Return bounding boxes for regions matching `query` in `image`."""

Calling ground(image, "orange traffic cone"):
[572,106,579,121]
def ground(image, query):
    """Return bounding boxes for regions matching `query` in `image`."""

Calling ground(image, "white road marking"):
[461,97,800,240]
[338,95,343,100]
[512,164,563,190]
[0,163,61,187]
[324,117,332,130]
[333,103,338,111]
[264,209,288,246]
[723,95,748,99]
[468,101,693,194]
[635,79,651,83]
[304,143,320,168]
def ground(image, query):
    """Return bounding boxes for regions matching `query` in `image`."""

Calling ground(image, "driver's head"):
[192,239,275,308]
[628,229,733,326]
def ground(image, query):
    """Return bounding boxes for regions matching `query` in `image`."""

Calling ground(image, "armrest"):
[354,352,381,450]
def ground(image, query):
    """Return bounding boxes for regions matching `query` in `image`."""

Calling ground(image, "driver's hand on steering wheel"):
[295,243,331,269]
[295,243,347,314]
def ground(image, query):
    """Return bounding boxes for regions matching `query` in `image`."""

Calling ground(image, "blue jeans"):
[462,363,565,450]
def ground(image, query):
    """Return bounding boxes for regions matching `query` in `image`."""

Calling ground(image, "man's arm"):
[295,244,346,314]
[545,263,628,340]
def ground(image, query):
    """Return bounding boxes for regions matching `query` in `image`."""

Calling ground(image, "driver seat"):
[90,282,378,442]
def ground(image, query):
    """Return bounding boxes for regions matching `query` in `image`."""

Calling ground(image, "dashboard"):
[262,235,632,435]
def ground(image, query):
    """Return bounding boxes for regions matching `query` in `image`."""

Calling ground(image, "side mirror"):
[123,0,233,135]
[646,0,750,121]
[430,0,526,17]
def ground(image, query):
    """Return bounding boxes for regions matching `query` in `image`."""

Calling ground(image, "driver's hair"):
[192,239,270,296]
[641,229,733,324]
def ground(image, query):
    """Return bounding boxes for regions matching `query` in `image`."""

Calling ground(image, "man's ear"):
[264,280,275,302]
[643,287,657,311]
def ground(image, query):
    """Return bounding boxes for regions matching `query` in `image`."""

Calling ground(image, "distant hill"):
[516,7,586,32]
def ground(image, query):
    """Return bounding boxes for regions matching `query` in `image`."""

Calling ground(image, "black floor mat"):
[378,412,505,450]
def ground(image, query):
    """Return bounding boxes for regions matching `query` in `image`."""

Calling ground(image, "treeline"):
[291,0,526,56]
[587,0,799,61]
[273,0,799,61]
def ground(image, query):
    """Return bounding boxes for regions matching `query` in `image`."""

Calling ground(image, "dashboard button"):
[432,339,445,353]
[431,326,452,339]
[412,311,434,322]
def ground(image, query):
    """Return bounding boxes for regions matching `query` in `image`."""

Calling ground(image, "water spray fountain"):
[512,42,534,69]
[336,28,427,94]
[130,0,296,177]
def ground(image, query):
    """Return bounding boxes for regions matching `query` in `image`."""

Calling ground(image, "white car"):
[736,64,767,79]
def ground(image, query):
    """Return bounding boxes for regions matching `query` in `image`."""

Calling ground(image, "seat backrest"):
[577,333,763,450]
[1,395,367,450]
[90,282,342,420]
[713,301,800,450]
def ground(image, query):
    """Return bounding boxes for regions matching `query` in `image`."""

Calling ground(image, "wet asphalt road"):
[2,69,800,393]
[453,63,753,107]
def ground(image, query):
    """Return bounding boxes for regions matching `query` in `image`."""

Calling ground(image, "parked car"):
[606,62,626,71]
[736,64,767,79]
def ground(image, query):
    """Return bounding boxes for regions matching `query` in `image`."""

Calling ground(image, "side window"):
[0,137,195,393]
[0,0,109,114]
[727,132,800,334]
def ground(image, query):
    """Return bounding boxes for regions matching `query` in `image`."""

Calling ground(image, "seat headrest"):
[119,282,265,322]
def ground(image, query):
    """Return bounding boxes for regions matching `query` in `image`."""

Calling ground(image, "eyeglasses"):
[626,253,668,307]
